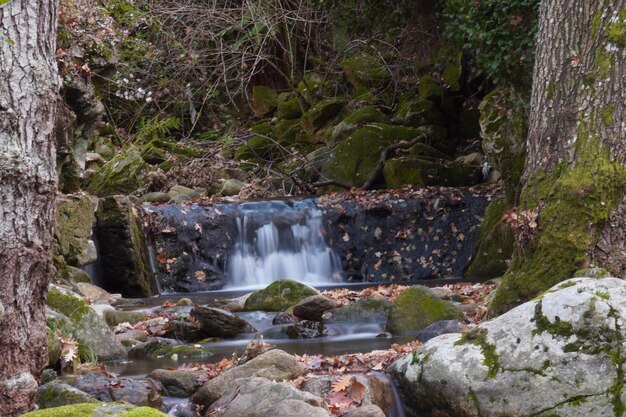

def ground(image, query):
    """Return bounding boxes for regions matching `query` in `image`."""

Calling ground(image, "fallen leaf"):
[342,233,350,242]
[331,375,352,392]
[350,379,366,404]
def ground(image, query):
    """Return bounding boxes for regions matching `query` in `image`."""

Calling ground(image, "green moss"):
[46,287,91,322]
[342,56,390,89]
[466,195,515,278]
[418,75,444,100]
[591,11,603,39]
[273,119,302,145]
[455,328,501,378]
[546,80,556,100]
[23,403,167,417]
[532,302,574,337]
[489,129,626,314]
[602,105,615,126]
[301,98,345,133]
[121,408,169,417]
[607,12,626,47]
[87,148,147,197]
[22,403,101,417]
[595,47,616,79]
[391,95,444,128]
[244,279,318,311]
[251,85,278,116]
[387,286,463,336]
[276,94,304,120]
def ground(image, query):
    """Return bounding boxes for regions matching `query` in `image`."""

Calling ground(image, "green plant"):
[443,0,540,89]
[134,115,181,143]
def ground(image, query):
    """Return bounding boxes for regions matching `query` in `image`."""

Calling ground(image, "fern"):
[135,115,181,143]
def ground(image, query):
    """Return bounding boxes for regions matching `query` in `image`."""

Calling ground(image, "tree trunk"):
[490,0,626,314]
[0,1,59,415]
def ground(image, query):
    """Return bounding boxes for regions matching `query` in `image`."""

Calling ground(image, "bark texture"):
[491,0,626,313]
[0,1,59,415]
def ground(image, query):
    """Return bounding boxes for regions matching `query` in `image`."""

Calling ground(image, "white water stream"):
[228,200,342,288]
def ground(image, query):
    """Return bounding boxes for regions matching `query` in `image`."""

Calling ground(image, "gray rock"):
[149,369,205,397]
[53,195,97,268]
[192,349,302,406]
[74,372,162,408]
[325,299,393,323]
[205,377,327,417]
[168,185,202,202]
[293,295,340,321]
[103,309,149,326]
[417,320,467,343]
[191,306,256,337]
[76,282,119,303]
[390,277,626,417]
[36,381,98,409]
[341,405,386,417]
[115,329,149,343]
[139,192,171,204]
[220,179,246,196]
[265,399,330,417]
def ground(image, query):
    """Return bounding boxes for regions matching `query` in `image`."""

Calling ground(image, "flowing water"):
[227,199,342,288]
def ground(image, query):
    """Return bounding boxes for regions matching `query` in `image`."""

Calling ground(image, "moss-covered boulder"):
[276,92,305,119]
[22,403,167,417]
[244,279,319,311]
[103,310,149,326]
[386,286,463,335]
[168,184,202,203]
[251,85,278,116]
[36,381,98,409]
[391,95,444,128]
[273,119,302,145]
[88,148,147,197]
[301,98,345,133]
[479,87,528,201]
[297,72,334,105]
[53,195,97,268]
[383,155,483,189]
[331,106,389,142]
[95,196,156,297]
[342,56,391,89]
[407,142,450,159]
[321,123,420,188]
[235,135,276,161]
[128,339,212,360]
[46,285,127,361]
[418,75,444,100]
[465,195,515,279]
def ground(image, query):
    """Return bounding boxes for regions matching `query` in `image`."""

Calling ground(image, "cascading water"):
[228,199,342,287]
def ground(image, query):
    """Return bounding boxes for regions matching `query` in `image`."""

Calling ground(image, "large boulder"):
[45,285,127,361]
[74,372,162,408]
[200,377,328,417]
[35,381,98,409]
[244,280,319,312]
[53,195,97,268]
[390,277,626,417]
[342,56,390,89]
[292,295,340,321]
[325,299,393,323]
[192,349,302,406]
[301,98,345,134]
[251,85,278,117]
[190,306,256,337]
[22,403,167,417]
[87,148,147,197]
[386,286,463,335]
[149,369,206,397]
[383,155,484,188]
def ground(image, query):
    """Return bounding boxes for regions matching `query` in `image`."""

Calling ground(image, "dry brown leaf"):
[331,375,352,393]
[350,379,366,404]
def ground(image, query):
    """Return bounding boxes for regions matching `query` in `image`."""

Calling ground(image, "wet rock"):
[139,191,171,204]
[95,195,156,297]
[129,337,212,360]
[325,299,393,323]
[244,280,319,312]
[192,349,301,405]
[284,320,330,339]
[390,277,626,417]
[36,381,98,409]
[115,329,149,343]
[74,372,162,408]
[273,311,298,325]
[202,377,327,416]
[292,295,340,321]
[45,285,127,361]
[22,403,168,417]
[341,405,385,417]
[169,185,202,202]
[417,320,467,343]
[163,320,205,342]
[386,286,463,336]
[191,306,256,337]
[149,369,205,397]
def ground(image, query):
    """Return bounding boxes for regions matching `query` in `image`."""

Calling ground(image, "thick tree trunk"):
[491,0,626,313]
[0,1,59,415]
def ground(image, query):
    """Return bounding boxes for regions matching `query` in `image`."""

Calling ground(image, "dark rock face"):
[139,187,494,292]
[190,306,256,337]
[74,372,162,408]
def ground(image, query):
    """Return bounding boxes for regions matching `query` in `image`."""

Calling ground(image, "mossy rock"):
[46,285,127,361]
[331,106,389,142]
[465,195,515,279]
[252,85,278,116]
[301,98,345,134]
[383,156,483,188]
[297,72,335,105]
[90,135,116,160]
[273,119,302,145]
[36,381,98,409]
[235,135,276,161]
[103,310,149,326]
[418,75,444,100]
[22,403,167,417]
[456,100,481,139]
[342,56,390,89]
[321,123,421,188]
[276,92,305,119]
[87,148,147,197]
[408,143,450,159]
[129,339,212,360]
[251,121,273,135]
[479,87,528,202]
[386,286,463,335]
[391,95,445,128]
[325,298,393,323]
[244,279,319,311]
[53,195,97,268]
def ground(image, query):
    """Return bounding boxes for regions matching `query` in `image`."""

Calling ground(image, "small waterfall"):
[228,199,342,287]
